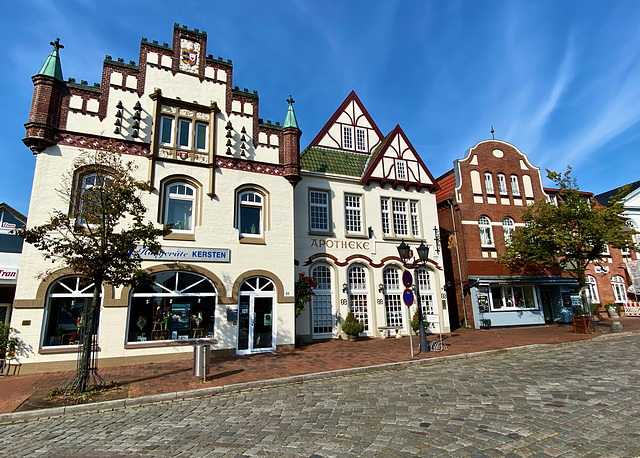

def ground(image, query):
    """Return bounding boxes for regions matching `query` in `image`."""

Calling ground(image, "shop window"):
[164,182,196,233]
[490,285,538,310]
[479,215,494,247]
[309,189,330,233]
[383,267,403,327]
[347,265,369,332]
[586,275,599,304]
[42,276,98,347]
[127,271,216,343]
[611,275,627,304]
[311,265,333,335]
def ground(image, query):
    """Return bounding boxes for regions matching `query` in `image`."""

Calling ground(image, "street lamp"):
[397,240,430,353]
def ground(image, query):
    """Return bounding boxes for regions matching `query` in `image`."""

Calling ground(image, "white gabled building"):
[295,92,450,341]
[16,24,302,371]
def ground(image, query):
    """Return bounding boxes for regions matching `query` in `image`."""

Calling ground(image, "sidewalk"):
[1,317,639,416]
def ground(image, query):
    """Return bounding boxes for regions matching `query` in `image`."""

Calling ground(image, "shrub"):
[341,311,364,337]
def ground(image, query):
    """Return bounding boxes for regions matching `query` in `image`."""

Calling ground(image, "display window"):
[127,271,216,343]
[490,285,538,311]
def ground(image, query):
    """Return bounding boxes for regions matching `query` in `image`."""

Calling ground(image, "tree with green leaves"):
[499,167,634,319]
[19,143,169,393]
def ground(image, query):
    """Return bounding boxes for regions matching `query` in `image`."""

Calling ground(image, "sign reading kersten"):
[135,246,231,263]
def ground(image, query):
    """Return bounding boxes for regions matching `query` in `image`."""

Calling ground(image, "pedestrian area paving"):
[0,333,638,456]
[0,318,638,420]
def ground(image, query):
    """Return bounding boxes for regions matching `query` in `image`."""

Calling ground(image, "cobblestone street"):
[1,334,638,457]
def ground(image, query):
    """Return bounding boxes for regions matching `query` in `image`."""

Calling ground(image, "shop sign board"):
[135,246,231,262]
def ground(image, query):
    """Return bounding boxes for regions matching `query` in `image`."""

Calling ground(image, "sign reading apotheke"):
[135,246,230,263]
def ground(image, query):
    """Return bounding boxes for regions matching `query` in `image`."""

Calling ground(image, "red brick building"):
[436,140,579,329]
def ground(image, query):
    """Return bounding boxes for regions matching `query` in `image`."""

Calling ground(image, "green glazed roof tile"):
[301,147,369,177]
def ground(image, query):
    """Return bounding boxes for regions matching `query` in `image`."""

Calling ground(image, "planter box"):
[572,316,591,334]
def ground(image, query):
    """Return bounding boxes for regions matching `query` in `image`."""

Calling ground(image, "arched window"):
[497,174,507,195]
[611,275,627,304]
[502,217,515,244]
[127,271,216,343]
[484,172,494,194]
[43,276,97,347]
[383,267,403,327]
[479,215,494,247]
[510,175,520,196]
[165,182,196,232]
[585,275,599,304]
[311,265,333,336]
[417,268,435,320]
[347,265,369,332]
[238,190,264,238]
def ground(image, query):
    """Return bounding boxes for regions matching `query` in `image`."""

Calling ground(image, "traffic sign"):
[403,288,414,306]
[402,270,413,288]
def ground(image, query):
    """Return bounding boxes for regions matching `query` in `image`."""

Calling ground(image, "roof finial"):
[50,38,64,51]
[491,125,495,140]
[284,95,299,129]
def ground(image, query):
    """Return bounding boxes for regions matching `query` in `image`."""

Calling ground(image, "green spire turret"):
[284,95,299,129]
[37,38,64,81]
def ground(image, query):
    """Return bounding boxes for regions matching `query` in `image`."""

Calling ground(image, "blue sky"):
[2,0,638,216]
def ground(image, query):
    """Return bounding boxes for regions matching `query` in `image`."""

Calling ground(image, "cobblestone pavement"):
[1,335,638,457]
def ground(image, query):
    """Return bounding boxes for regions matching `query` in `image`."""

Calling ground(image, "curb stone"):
[1,330,638,425]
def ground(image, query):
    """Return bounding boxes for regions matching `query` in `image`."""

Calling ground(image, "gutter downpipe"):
[449,198,468,328]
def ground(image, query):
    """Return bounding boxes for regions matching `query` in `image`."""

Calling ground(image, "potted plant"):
[410,308,432,334]
[341,311,364,342]
[0,324,19,359]
[606,303,619,318]
[480,318,492,330]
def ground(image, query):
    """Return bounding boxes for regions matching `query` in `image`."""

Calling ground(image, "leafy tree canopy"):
[19,144,169,287]
[498,167,633,292]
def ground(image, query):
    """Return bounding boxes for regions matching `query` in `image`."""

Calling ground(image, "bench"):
[377,326,403,339]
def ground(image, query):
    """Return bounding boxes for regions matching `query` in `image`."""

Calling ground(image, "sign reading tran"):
[135,246,230,263]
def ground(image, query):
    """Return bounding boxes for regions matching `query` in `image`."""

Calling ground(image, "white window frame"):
[497,174,507,195]
[417,268,435,319]
[502,217,515,244]
[484,172,494,194]
[239,190,264,238]
[410,201,420,237]
[177,118,191,149]
[510,175,520,196]
[165,182,196,233]
[392,199,409,237]
[311,265,334,336]
[194,122,208,152]
[342,125,353,150]
[586,275,599,304]
[381,198,391,236]
[395,159,407,180]
[344,193,363,234]
[611,275,626,304]
[355,127,367,152]
[159,116,174,146]
[479,215,494,247]
[383,267,403,328]
[347,265,369,332]
[309,190,330,233]
[490,285,539,311]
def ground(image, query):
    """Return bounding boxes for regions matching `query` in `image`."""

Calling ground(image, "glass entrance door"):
[237,277,276,355]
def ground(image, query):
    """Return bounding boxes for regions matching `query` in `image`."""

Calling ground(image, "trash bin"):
[193,344,210,377]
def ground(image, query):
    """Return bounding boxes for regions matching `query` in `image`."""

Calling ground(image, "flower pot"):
[572,316,591,334]
[347,334,357,342]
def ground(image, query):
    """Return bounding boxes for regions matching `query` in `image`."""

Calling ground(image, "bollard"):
[193,344,210,377]
[611,321,623,331]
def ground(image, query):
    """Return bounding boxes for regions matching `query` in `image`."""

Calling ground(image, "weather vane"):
[491,125,495,140]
